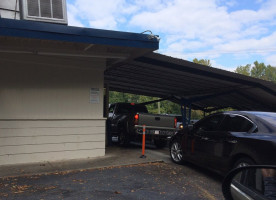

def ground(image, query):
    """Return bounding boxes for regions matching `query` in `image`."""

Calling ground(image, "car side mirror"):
[222,165,276,200]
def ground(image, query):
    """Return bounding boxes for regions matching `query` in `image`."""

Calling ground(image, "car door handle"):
[201,137,209,141]
[227,140,237,144]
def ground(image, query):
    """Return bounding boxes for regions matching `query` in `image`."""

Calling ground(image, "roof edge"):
[0,18,159,49]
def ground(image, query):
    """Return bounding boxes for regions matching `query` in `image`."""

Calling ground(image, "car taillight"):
[174,117,177,128]
[134,114,139,125]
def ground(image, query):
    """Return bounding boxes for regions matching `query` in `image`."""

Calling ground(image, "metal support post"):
[188,105,192,124]
[183,104,187,127]
[181,99,187,128]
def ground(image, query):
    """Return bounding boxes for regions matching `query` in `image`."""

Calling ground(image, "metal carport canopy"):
[105,52,276,112]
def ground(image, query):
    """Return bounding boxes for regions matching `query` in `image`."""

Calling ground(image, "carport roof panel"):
[0,18,159,49]
[105,52,276,112]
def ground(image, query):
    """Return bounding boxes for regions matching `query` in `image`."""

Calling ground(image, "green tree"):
[109,91,128,103]
[193,58,212,66]
[191,110,204,119]
[234,64,251,76]
[234,61,276,82]
[109,91,182,114]
[160,101,181,114]
[264,65,276,82]
[251,61,267,79]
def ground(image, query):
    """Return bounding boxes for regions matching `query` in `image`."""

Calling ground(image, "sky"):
[67,0,276,71]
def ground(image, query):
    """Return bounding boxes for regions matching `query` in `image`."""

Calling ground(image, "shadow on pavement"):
[0,144,225,200]
[0,162,224,200]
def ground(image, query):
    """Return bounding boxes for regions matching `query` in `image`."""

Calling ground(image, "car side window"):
[195,114,224,132]
[219,115,254,132]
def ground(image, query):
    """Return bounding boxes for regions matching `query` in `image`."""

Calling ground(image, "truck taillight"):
[134,114,139,125]
[174,117,177,128]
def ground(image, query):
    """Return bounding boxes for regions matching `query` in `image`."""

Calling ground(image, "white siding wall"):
[0,56,106,165]
[0,0,20,20]
[0,120,105,165]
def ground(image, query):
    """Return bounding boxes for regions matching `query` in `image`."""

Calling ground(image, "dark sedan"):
[169,111,276,175]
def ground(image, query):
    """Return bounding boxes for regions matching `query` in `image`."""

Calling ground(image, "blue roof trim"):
[0,18,159,49]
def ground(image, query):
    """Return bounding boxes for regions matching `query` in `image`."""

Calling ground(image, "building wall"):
[0,56,106,165]
[0,0,20,20]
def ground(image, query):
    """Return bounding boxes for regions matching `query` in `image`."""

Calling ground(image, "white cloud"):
[167,40,207,52]
[89,17,117,30]
[225,0,238,7]
[132,0,167,11]
[67,4,84,27]
[162,31,276,65]
[129,0,235,38]
[214,31,276,53]
[130,0,276,39]
[67,0,134,30]
[266,54,276,66]
[67,0,276,67]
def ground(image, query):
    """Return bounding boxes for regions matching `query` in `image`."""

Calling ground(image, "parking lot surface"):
[0,145,224,200]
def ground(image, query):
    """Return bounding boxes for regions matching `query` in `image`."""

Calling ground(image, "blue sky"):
[67,0,276,71]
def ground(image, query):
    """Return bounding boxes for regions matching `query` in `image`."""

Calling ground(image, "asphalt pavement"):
[0,144,224,200]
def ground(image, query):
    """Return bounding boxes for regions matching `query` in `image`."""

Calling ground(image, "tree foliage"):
[193,58,212,66]
[235,61,276,82]
[235,64,251,76]
[109,91,182,115]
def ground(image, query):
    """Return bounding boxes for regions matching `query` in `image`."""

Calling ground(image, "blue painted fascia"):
[0,18,159,50]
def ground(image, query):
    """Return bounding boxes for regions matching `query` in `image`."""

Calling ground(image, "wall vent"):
[20,0,67,24]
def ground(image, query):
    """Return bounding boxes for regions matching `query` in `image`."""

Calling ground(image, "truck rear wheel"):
[119,127,130,147]
[154,139,167,148]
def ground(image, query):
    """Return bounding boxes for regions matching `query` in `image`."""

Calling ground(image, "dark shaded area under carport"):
[105,52,276,112]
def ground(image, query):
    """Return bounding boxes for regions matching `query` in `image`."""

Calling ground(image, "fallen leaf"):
[11,185,31,194]
[44,186,57,190]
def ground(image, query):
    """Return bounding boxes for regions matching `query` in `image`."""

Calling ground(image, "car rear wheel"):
[234,157,255,169]
[170,140,184,164]
[119,126,130,147]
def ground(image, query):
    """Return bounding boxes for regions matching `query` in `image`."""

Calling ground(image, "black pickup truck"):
[107,103,177,148]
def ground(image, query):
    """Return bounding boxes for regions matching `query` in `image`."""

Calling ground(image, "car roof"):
[223,111,275,115]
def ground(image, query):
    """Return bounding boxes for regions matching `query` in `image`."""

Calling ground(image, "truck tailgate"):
[137,113,175,128]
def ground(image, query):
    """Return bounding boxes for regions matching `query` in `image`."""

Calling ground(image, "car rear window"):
[117,104,148,114]
[219,115,253,132]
